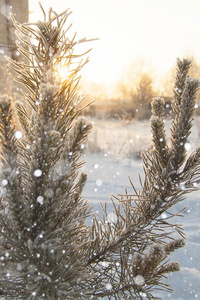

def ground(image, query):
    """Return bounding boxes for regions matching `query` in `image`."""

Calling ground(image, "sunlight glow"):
[58,65,70,82]
[29,0,200,94]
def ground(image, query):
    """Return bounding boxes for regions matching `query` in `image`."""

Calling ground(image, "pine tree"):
[0,4,200,300]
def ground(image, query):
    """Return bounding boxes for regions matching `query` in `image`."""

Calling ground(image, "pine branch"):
[172,58,191,109]
[0,95,30,234]
[150,97,169,167]
[14,101,32,139]
[87,59,200,299]
[0,5,93,299]
[170,76,200,170]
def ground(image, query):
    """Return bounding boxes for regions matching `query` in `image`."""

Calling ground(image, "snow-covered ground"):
[82,117,200,299]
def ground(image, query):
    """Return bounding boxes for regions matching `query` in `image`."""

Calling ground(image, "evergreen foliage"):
[0,5,200,300]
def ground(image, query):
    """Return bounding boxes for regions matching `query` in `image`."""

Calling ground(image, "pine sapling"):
[0,6,92,299]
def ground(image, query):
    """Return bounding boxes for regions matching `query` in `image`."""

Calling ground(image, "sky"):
[29,0,200,92]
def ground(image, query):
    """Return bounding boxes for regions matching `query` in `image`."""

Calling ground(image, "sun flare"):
[29,0,200,94]
[58,65,70,82]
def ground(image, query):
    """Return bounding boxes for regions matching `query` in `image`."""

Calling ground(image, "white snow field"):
[82,117,200,299]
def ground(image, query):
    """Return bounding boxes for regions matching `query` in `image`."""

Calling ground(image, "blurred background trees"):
[82,55,200,120]
[1,1,200,121]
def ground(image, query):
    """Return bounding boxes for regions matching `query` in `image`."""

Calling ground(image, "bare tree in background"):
[117,59,156,119]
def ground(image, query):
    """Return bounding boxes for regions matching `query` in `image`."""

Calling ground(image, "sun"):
[53,63,70,83]
[58,65,70,82]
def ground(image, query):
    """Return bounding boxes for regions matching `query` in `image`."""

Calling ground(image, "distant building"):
[0,0,29,60]
[0,0,29,94]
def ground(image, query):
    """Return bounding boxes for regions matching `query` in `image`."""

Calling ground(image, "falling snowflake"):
[14,131,23,139]
[161,212,168,219]
[1,179,8,186]
[34,169,42,177]
[44,188,54,198]
[96,179,102,186]
[36,196,44,205]
[140,292,147,297]
[101,261,109,268]
[17,263,22,271]
[105,283,112,290]
[134,275,145,286]
[184,142,191,151]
